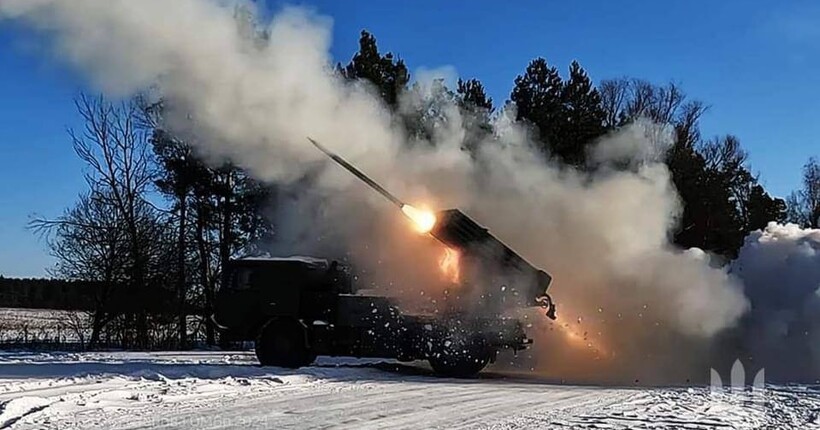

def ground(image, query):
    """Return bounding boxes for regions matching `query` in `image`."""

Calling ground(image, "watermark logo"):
[710,359,766,404]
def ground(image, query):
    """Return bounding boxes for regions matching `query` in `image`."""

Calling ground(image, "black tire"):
[255,318,316,368]
[428,336,492,378]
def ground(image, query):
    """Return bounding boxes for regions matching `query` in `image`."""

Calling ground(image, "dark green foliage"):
[558,61,606,165]
[747,184,787,230]
[401,78,457,143]
[341,30,409,107]
[155,150,274,345]
[670,134,786,257]
[666,139,740,255]
[0,277,105,310]
[152,131,207,206]
[510,58,606,166]
[457,78,493,112]
[456,78,494,153]
[510,58,564,157]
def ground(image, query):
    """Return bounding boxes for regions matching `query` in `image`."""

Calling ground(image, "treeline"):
[30,29,819,350]
[0,276,179,313]
[0,276,99,310]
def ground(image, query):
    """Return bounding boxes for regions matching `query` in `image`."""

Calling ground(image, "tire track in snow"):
[0,398,52,429]
[100,376,633,429]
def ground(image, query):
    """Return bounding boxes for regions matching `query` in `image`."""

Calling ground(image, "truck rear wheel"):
[255,319,315,368]
[428,337,492,378]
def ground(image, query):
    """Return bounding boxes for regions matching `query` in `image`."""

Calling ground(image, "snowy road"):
[0,351,818,429]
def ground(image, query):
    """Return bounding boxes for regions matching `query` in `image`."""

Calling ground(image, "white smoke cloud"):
[412,66,459,93]
[1,0,757,382]
[588,119,674,166]
[1,0,401,187]
[728,222,820,381]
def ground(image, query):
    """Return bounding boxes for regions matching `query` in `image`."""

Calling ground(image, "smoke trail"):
[1,0,756,383]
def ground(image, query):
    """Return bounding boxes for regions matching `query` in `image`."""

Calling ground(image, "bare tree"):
[599,78,629,128]
[788,158,820,228]
[599,78,707,136]
[32,192,127,347]
[75,95,156,347]
[701,135,747,175]
[674,100,706,148]
[32,94,173,348]
[63,310,92,348]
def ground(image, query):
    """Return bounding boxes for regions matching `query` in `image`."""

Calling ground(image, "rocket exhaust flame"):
[439,247,461,283]
[401,204,437,234]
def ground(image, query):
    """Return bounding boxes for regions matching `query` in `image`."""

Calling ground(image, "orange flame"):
[401,204,436,233]
[439,247,461,283]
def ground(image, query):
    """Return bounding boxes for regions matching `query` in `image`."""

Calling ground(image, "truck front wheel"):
[428,338,492,378]
[255,318,316,368]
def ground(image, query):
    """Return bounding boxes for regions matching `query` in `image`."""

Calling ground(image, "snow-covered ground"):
[0,351,818,429]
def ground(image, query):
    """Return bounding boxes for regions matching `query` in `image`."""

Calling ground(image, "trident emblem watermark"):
[710,359,766,404]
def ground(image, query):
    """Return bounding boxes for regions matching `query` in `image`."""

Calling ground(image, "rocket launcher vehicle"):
[307,137,557,319]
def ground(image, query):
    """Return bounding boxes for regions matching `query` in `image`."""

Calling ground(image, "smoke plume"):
[1,0,782,383]
[726,223,820,382]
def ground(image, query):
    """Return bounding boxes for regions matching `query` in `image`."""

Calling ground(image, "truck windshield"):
[222,267,253,291]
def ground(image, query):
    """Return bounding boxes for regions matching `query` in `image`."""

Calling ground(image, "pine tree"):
[456,78,493,112]
[510,58,564,157]
[558,61,606,165]
[455,78,494,152]
[746,184,787,230]
[667,142,744,257]
[341,30,409,108]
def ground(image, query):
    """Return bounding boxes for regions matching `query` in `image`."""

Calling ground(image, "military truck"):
[213,139,556,376]
[213,255,538,377]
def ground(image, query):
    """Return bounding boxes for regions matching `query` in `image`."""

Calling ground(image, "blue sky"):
[1,0,818,277]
